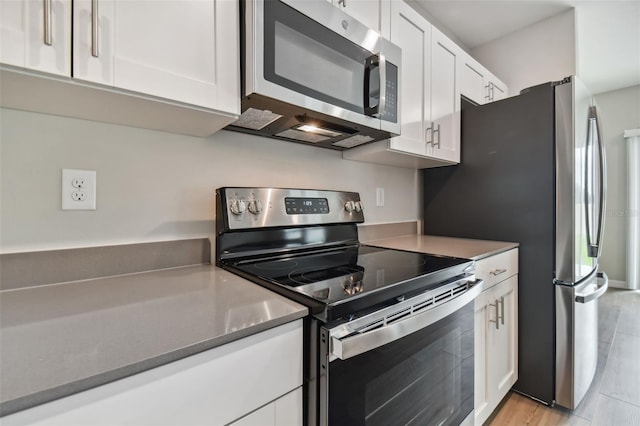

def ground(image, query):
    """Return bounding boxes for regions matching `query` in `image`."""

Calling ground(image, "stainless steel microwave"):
[227,0,401,150]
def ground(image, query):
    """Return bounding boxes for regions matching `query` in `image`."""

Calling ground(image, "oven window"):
[327,301,474,425]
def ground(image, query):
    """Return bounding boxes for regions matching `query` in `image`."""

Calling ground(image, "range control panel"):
[217,187,365,230]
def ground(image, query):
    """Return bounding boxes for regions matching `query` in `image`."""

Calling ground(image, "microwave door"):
[247,0,393,130]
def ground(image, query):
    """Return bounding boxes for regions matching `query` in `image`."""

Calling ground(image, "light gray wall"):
[594,85,640,284]
[0,108,420,254]
[471,9,576,96]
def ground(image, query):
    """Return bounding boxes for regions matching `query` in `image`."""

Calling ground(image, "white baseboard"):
[609,279,629,289]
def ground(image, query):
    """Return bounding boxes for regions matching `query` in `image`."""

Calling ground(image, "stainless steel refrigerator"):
[422,76,608,409]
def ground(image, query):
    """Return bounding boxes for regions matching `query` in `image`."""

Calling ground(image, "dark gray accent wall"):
[423,85,557,404]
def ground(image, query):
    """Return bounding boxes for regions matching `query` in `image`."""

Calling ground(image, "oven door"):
[245,0,400,133]
[319,281,480,426]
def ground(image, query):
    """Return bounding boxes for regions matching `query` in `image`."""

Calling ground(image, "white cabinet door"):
[0,0,71,76]
[474,274,519,426]
[2,321,303,426]
[462,59,487,105]
[474,287,493,425]
[487,74,507,101]
[231,388,303,426]
[488,275,518,401]
[330,0,390,35]
[387,0,431,157]
[73,0,239,112]
[429,26,461,164]
[233,403,276,426]
[460,52,508,105]
[274,388,303,426]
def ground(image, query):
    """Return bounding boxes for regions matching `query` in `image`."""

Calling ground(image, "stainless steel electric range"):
[216,187,481,426]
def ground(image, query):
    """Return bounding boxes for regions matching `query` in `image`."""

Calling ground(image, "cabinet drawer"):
[476,248,518,290]
[2,320,303,426]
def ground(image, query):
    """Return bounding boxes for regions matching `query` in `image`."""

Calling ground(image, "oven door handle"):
[330,282,483,360]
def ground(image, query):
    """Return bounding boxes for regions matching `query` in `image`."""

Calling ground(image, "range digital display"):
[285,197,329,214]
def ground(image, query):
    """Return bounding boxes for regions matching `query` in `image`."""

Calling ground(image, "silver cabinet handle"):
[91,0,99,57]
[485,82,494,101]
[427,123,441,149]
[338,0,346,6]
[576,272,608,303]
[44,0,52,45]
[489,299,500,329]
[425,124,433,145]
[490,268,507,276]
[489,296,505,329]
[330,281,482,360]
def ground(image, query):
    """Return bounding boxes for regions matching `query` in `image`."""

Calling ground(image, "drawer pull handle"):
[490,268,507,276]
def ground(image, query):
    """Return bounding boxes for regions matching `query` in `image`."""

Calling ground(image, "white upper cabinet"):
[462,58,487,105]
[73,0,236,112]
[1,0,239,137]
[329,0,390,36]
[387,0,431,158]
[486,71,507,102]
[428,26,461,164]
[461,52,508,105]
[0,0,71,76]
[343,1,463,168]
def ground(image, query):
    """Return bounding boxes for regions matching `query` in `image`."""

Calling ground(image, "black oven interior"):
[319,301,474,426]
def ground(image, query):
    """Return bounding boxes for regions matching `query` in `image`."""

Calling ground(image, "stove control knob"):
[248,199,263,215]
[229,199,246,216]
[344,201,355,213]
[354,201,362,212]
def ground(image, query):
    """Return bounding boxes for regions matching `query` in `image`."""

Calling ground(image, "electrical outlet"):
[71,191,87,201]
[62,169,96,210]
[72,178,86,189]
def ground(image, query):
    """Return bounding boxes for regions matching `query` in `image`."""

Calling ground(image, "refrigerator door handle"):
[594,106,607,256]
[586,105,607,258]
[575,272,608,303]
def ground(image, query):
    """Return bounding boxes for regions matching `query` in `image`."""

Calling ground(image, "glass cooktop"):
[230,245,472,306]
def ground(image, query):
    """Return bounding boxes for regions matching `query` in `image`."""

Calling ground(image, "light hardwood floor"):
[486,288,640,426]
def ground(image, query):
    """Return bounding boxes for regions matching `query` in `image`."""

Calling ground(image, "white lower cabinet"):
[231,388,302,426]
[474,250,519,425]
[2,320,303,426]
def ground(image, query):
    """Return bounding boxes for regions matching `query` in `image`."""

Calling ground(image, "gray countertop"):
[365,234,518,260]
[0,265,307,416]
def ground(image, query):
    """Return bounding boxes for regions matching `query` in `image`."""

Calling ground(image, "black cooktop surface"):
[228,245,472,309]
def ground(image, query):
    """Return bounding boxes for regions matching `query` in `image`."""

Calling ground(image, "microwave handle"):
[363,53,385,118]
